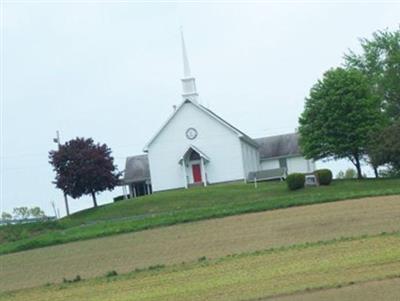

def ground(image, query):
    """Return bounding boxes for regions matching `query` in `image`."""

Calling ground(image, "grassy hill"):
[1,178,400,255]
[62,178,400,224]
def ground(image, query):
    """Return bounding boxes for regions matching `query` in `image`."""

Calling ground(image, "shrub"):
[344,168,357,179]
[113,195,125,202]
[286,173,305,191]
[63,275,82,283]
[379,167,400,178]
[106,270,118,277]
[314,169,333,185]
[73,275,82,282]
[62,275,82,283]
[148,264,165,271]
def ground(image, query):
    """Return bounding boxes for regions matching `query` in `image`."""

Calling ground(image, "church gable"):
[144,99,246,152]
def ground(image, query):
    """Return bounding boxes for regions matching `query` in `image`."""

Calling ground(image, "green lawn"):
[2,233,400,301]
[1,178,399,255]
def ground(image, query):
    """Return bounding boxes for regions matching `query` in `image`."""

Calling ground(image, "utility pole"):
[50,201,58,219]
[53,130,70,216]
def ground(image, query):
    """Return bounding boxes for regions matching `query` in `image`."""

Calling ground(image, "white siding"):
[260,156,315,174]
[241,140,260,179]
[147,102,245,191]
[287,157,315,174]
[260,159,280,170]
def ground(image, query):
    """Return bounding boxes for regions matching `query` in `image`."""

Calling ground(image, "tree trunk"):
[354,155,363,179]
[63,192,70,216]
[91,191,98,207]
[373,166,379,178]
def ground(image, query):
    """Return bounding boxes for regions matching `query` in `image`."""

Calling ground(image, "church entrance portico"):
[179,145,209,188]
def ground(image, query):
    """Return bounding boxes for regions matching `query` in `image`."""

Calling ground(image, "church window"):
[279,158,287,169]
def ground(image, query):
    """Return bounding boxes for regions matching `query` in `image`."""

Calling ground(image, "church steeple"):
[180,29,199,103]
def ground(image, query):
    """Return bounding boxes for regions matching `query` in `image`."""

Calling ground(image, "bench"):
[247,168,287,183]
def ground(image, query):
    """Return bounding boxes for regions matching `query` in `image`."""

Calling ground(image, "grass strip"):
[246,273,400,301]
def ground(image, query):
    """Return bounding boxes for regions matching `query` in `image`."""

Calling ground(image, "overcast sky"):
[1,1,399,216]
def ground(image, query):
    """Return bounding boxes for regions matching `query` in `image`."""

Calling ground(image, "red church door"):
[192,164,202,183]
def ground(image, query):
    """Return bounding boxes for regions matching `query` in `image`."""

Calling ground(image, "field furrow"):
[268,276,400,301]
[1,234,399,301]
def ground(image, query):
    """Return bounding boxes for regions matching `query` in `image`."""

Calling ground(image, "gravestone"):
[305,174,319,187]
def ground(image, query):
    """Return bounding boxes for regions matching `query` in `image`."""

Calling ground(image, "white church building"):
[121,33,315,198]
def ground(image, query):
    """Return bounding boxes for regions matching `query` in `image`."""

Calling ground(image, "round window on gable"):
[185,128,198,140]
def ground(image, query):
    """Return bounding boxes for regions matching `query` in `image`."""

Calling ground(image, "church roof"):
[122,154,151,184]
[255,133,301,160]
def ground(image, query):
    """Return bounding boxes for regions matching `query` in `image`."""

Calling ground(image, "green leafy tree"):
[367,131,387,178]
[1,212,12,221]
[299,68,384,179]
[345,28,400,121]
[12,207,30,220]
[29,207,46,218]
[49,138,120,207]
[368,120,400,171]
[345,29,400,174]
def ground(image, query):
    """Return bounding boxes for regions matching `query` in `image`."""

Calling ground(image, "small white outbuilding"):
[120,32,314,198]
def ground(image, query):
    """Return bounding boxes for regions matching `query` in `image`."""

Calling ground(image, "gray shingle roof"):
[255,133,301,160]
[123,154,151,184]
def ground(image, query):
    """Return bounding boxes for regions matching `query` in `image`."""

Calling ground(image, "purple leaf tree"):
[49,138,120,208]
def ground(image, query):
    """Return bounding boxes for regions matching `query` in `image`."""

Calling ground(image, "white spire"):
[181,29,191,78]
[180,28,199,103]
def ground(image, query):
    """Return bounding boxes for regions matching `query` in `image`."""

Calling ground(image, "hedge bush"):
[286,173,305,191]
[314,169,333,185]
[113,195,125,202]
